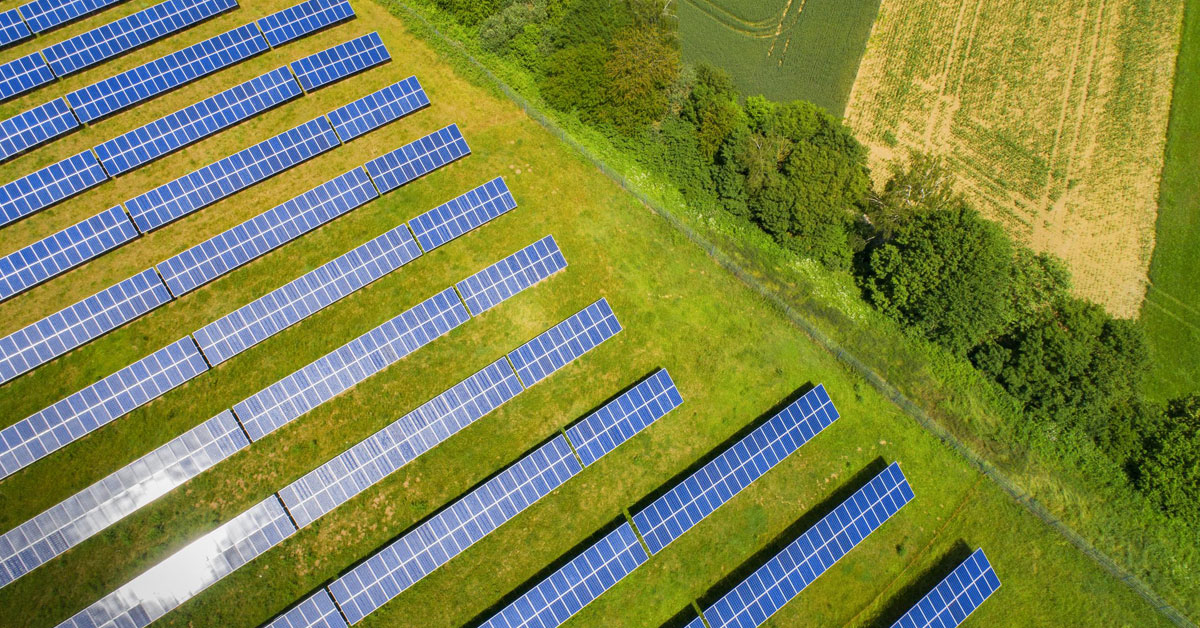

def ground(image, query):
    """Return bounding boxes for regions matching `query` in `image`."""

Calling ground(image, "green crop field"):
[677,0,880,114]
[0,1,1175,627]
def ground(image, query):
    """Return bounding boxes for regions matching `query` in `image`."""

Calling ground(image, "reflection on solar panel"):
[0,205,137,301]
[479,523,649,628]
[289,31,389,92]
[0,411,246,589]
[156,167,378,297]
[279,357,523,528]
[0,150,106,227]
[363,123,468,194]
[66,22,269,124]
[566,369,682,466]
[57,495,296,628]
[0,268,171,385]
[408,176,514,252]
[194,224,420,366]
[0,99,78,162]
[0,337,206,480]
[507,298,621,386]
[94,66,301,175]
[456,234,562,315]
[0,9,32,47]
[689,463,914,628]
[19,0,127,33]
[265,590,348,628]
[125,116,339,232]
[233,287,469,441]
[325,76,427,142]
[633,384,839,555]
[890,549,999,628]
[257,0,354,48]
[41,0,238,77]
[329,436,583,624]
[0,53,54,102]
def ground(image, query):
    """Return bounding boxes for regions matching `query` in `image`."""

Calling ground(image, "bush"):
[1137,395,1200,525]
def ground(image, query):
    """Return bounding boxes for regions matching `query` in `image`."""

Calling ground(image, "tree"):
[539,42,609,120]
[1136,394,1200,525]
[865,152,961,243]
[682,65,743,159]
[603,24,680,131]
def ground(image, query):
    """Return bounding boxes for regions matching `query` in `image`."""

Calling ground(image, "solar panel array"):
[0,337,207,480]
[67,22,269,124]
[890,549,999,628]
[0,268,171,385]
[289,31,389,92]
[41,0,237,77]
[94,65,302,175]
[0,9,32,47]
[326,76,427,142]
[0,52,54,102]
[0,205,136,300]
[457,234,562,315]
[19,0,127,33]
[0,98,78,162]
[408,175,514,252]
[688,463,914,628]
[633,384,838,555]
[508,298,621,386]
[266,590,349,628]
[0,150,107,227]
[0,410,247,588]
[257,0,353,48]
[566,369,682,466]
[364,123,468,194]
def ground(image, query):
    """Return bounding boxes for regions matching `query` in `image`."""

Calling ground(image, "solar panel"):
[456,235,563,315]
[326,76,427,142]
[328,435,583,624]
[232,287,470,442]
[257,0,354,48]
[408,176,515,252]
[289,31,389,92]
[632,384,839,555]
[19,0,127,33]
[66,22,269,124]
[0,205,137,301]
[94,65,302,175]
[0,52,54,102]
[890,549,1000,628]
[41,0,238,77]
[124,116,340,232]
[194,224,420,366]
[279,357,523,528]
[507,298,621,387]
[478,523,649,628]
[0,410,247,589]
[0,9,32,47]
[155,167,378,297]
[1,98,79,164]
[363,123,469,194]
[265,590,349,628]
[0,268,172,385]
[565,369,682,467]
[57,494,296,628]
[0,337,207,480]
[0,150,105,227]
[691,463,914,628]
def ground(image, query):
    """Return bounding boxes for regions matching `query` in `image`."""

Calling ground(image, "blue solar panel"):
[328,435,583,624]
[693,463,914,628]
[408,176,515,252]
[233,287,469,442]
[479,523,649,628]
[0,52,54,102]
[0,150,107,227]
[19,0,127,33]
[890,549,1000,628]
[124,116,340,232]
[279,357,523,528]
[289,31,389,92]
[156,167,378,297]
[257,0,354,48]
[566,369,682,467]
[0,410,246,589]
[456,235,563,315]
[193,223,420,366]
[632,385,839,555]
[0,336,206,480]
[41,0,238,77]
[265,590,349,628]
[94,66,301,175]
[363,123,469,194]
[507,298,621,387]
[66,22,269,124]
[0,99,79,162]
[0,9,32,47]
[0,205,137,301]
[326,76,427,142]
[0,268,171,385]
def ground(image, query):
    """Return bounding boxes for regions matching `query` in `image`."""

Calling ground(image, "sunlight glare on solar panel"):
[325,76,427,142]
[264,590,348,628]
[257,0,354,48]
[363,123,469,194]
[0,99,78,161]
[507,298,621,386]
[0,9,32,47]
[456,234,563,315]
[565,368,682,466]
[407,175,514,252]
[0,150,106,227]
[890,548,1000,628]
[0,53,54,102]
[0,205,137,301]
[289,31,389,91]
[19,0,127,33]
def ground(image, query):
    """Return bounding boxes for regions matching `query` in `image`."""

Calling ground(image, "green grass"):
[0,1,1178,627]
[677,0,880,114]
[1142,0,1200,402]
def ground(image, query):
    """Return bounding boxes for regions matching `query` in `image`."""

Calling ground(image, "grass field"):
[0,1,1177,626]
[677,0,880,114]
[1142,0,1200,401]
[844,0,1184,317]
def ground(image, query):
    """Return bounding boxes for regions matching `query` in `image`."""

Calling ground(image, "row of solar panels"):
[2,1,132,45]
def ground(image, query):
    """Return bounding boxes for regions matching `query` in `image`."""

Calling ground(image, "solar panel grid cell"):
[363,123,469,194]
[0,9,32,47]
[19,0,127,33]
[0,52,55,102]
[506,298,621,386]
[325,76,427,142]
[264,590,348,628]
[0,150,106,227]
[0,205,136,301]
[0,98,78,162]
[408,176,514,252]
[565,368,682,467]
[289,31,389,91]
[456,234,563,316]
[890,549,999,628]
[257,0,354,48]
